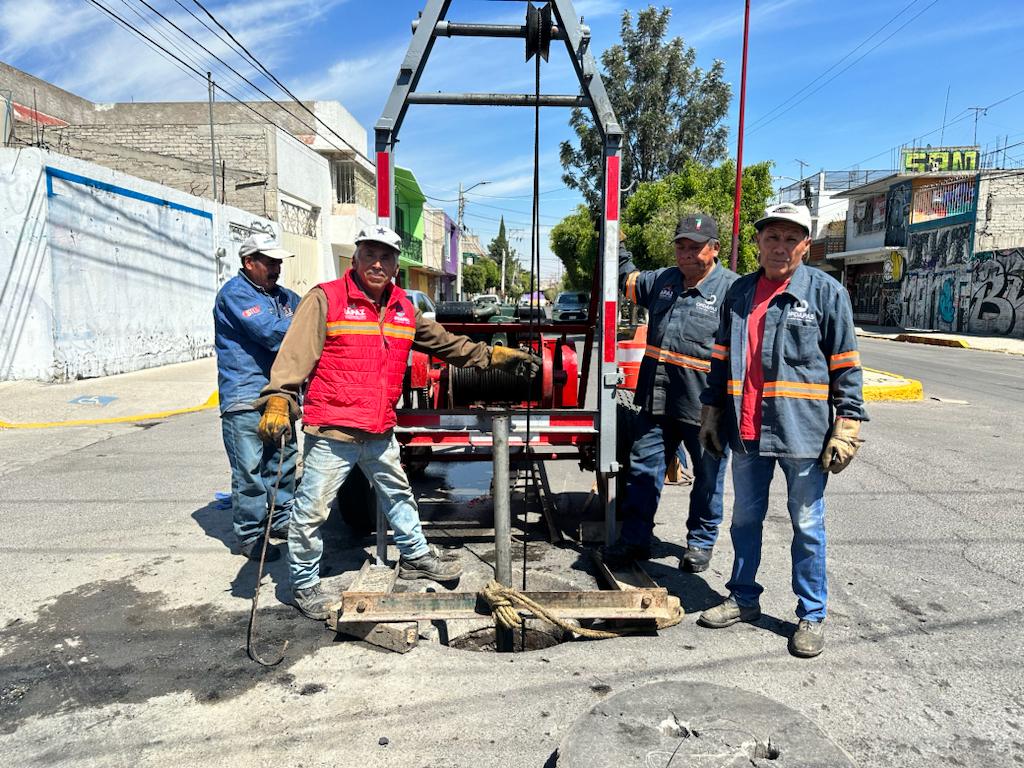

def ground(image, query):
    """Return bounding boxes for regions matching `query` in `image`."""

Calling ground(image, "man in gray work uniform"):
[603,214,738,572]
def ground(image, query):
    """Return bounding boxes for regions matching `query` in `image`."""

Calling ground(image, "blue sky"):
[3,0,1023,279]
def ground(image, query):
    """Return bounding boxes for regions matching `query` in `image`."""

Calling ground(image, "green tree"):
[622,160,774,274]
[475,256,501,291]
[462,263,487,295]
[487,217,523,298]
[549,206,598,289]
[560,5,731,212]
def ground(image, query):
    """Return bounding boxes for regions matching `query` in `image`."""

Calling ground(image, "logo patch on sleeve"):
[242,305,262,318]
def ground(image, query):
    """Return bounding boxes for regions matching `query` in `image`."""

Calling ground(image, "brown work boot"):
[697,597,761,628]
[399,551,463,583]
[292,583,334,621]
[789,619,826,658]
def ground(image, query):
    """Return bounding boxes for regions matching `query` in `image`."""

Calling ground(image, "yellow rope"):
[479,580,683,640]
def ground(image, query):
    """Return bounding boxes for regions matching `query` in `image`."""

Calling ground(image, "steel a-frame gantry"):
[373,0,624,545]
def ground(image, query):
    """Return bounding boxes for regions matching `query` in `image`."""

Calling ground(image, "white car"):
[405,289,436,321]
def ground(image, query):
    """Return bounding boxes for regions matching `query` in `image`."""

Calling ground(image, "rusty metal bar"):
[337,588,672,623]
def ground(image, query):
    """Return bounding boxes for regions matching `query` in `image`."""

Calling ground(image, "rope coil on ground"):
[479,580,683,640]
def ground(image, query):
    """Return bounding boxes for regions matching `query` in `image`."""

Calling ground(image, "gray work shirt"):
[621,245,738,425]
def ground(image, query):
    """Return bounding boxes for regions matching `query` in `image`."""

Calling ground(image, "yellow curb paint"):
[0,390,220,430]
[862,367,923,402]
[895,334,971,349]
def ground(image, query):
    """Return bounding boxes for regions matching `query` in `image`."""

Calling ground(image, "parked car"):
[405,289,436,322]
[473,294,500,307]
[552,290,589,322]
[519,292,547,308]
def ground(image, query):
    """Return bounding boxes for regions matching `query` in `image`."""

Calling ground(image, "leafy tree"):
[462,263,487,295]
[487,217,524,298]
[622,160,774,274]
[549,206,598,289]
[560,5,731,212]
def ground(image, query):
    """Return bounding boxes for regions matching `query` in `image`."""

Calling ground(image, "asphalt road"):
[1,340,1022,766]
[859,337,1024,406]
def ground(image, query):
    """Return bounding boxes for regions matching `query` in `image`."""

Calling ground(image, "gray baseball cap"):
[355,224,402,253]
[238,233,294,260]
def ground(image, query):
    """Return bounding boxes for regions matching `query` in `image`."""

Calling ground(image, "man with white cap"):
[213,232,301,561]
[697,203,867,658]
[257,224,540,620]
[603,213,738,573]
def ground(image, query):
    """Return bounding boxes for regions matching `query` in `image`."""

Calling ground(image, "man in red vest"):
[257,225,539,620]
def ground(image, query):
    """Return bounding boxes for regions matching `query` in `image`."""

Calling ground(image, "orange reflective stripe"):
[763,380,829,400]
[625,271,640,303]
[727,379,742,395]
[644,344,710,372]
[711,343,729,361]
[829,350,861,370]
[326,321,382,337]
[383,322,415,339]
[711,350,728,360]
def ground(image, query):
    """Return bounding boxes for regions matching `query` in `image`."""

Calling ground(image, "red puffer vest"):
[302,271,417,432]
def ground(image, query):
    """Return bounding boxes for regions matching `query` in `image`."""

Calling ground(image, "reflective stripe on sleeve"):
[829,350,861,371]
[644,344,710,373]
[625,271,640,303]
[711,343,729,361]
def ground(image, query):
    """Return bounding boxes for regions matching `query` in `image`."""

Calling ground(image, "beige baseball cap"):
[238,233,294,260]
[755,203,812,235]
[355,224,403,253]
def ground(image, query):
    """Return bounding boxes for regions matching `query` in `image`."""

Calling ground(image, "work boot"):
[680,546,713,573]
[292,583,334,621]
[399,551,463,583]
[600,540,651,568]
[789,619,826,658]
[239,537,280,562]
[697,597,761,628]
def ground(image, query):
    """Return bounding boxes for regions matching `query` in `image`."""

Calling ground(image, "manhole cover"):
[449,625,567,653]
[556,681,855,767]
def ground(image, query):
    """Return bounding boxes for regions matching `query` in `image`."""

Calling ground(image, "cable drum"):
[448,365,541,406]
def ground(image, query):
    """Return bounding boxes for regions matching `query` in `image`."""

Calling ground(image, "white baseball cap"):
[755,203,812,235]
[238,233,294,260]
[355,224,403,253]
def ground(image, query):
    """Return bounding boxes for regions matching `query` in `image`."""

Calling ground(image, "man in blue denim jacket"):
[697,203,867,658]
[603,214,737,573]
[214,233,301,561]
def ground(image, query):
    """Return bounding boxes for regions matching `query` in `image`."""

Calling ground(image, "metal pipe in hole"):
[492,414,514,652]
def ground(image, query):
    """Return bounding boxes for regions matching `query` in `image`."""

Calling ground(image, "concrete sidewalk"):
[857,325,1024,356]
[0,358,218,429]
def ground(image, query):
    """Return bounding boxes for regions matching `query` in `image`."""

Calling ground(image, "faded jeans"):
[220,410,297,547]
[727,449,829,622]
[620,410,729,550]
[288,433,429,590]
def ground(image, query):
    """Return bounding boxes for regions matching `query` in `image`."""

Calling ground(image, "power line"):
[187,0,369,162]
[746,0,922,133]
[82,0,357,164]
[747,0,943,136]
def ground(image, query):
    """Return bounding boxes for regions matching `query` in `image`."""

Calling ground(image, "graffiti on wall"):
[907,222,971,270]
[902,268,969,331]
[880,285,903,327]
[969,249,1024,337]
[852,271,882,319]
[853,194,886,236]
[885,181,912,247]
[900,146,979,173]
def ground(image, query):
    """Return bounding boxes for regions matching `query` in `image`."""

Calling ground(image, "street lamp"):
[456,180,490,300]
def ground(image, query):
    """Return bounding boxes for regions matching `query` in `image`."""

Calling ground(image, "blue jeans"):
[288,433,429,590]
[220,410,297,546]
[620,410,729,550]
[727,450,829,621]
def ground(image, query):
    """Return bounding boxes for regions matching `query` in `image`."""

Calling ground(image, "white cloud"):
[684,0,806,45]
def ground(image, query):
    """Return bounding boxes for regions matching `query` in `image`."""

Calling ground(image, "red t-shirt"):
[738,275,791,441]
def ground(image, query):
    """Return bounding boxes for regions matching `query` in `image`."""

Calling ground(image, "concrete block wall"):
[975,173,1024,252]
[0,147,278,381]
[48,122,273,215]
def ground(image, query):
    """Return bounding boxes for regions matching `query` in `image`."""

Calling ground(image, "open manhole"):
[448,624,568,653]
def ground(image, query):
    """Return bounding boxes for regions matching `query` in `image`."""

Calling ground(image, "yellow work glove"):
[820,417,863,474]
[258,395,293,443]
[490,345,542,379]
[698,405,725,459]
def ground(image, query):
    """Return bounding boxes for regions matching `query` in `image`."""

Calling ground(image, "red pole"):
[730,0,751,272]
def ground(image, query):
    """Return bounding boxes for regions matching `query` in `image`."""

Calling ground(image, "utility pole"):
[456,180,490,299]
[968,106,987,146]
[729,0,751,272]
[795,159,809,180]
[207,72,218,203]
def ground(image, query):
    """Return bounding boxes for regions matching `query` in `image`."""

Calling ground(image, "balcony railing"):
[912,177,975,224]
[400,233,423,264]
